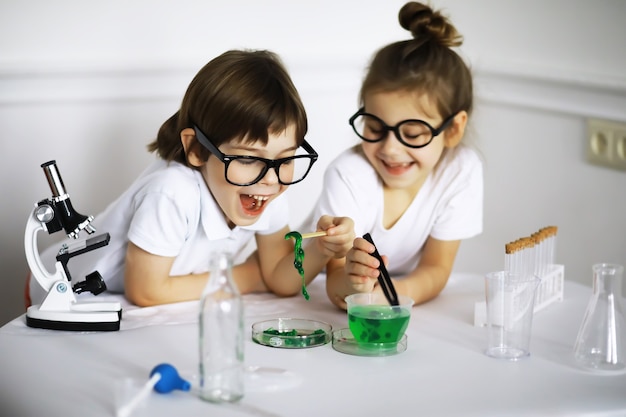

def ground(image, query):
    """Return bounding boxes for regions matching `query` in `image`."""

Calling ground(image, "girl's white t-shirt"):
[29,159,288,304]
[307,145,483,277]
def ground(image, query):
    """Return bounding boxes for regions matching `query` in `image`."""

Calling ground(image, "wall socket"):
[587,118,626,171]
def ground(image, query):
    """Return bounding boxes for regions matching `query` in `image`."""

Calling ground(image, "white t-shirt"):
[307,145,483,277]
[29,159,288,304]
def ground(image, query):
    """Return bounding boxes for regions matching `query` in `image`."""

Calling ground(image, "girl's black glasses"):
[349,108,457,149]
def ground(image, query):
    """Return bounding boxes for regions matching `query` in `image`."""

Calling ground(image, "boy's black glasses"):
[349,108,458,149]
[193,125,318,186]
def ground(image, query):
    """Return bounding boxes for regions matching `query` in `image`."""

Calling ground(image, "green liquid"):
[348,305,410,345]
[260,328,327,348]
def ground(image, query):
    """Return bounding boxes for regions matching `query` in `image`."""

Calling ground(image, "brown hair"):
[359,2,473,119]
[147,50,308,165]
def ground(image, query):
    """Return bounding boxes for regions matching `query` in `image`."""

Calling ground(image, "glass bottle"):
[573,263,625,372]
[199,251,244,402]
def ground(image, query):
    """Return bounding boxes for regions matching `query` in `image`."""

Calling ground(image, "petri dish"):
[332,328,407,357]
[251,318,332,349]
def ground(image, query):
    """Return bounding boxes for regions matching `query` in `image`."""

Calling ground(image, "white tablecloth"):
[2,273,625,417]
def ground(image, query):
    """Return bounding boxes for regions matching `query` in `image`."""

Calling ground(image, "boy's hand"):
[314,215,355,259]
[344,236,388,293]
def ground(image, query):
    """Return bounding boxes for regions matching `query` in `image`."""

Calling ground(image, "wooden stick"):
[300,231,327,239]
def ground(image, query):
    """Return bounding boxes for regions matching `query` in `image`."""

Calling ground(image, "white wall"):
[1,0,625,326]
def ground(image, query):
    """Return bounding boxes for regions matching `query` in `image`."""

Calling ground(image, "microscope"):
[25,160,122,331]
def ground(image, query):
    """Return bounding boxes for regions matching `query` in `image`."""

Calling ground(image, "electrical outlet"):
[587,118,626,171]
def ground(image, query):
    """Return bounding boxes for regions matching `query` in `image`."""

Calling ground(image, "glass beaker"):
[573,263,625,372]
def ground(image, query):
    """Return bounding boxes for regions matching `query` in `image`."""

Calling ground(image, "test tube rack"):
[473,264,564,327]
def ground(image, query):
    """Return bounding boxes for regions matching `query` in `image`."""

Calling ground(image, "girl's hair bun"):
[399,1,463,48]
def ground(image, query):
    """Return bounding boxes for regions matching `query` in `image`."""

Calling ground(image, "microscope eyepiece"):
[41,160,67,198]
[40,160,96,238]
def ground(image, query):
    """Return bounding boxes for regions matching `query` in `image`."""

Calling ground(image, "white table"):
[2,273,625,417]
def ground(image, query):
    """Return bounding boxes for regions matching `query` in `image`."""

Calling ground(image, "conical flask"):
[573,263,625,372]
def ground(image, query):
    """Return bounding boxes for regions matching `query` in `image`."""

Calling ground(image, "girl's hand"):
[314,215,355,259]
[344,236,387,293]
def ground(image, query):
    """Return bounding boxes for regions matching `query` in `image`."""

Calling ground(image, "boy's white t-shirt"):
[308,145,483,277]
[29,159,288,305]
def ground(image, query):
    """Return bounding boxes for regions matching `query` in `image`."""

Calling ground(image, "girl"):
[311,2,483,309]
[29,49,354,307]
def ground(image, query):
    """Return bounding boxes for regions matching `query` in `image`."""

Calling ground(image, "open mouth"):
[382,160,414,175]
[240,194,269,215]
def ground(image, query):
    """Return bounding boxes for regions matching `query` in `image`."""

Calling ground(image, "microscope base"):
[26,303,122,332]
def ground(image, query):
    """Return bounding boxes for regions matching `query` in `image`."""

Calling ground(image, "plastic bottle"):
[199,250,244,402]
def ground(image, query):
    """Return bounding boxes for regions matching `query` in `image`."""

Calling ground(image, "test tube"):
[505,242,516,272]
[537,226,556,271]
[524,237,536,276]
[531,232,542,276]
